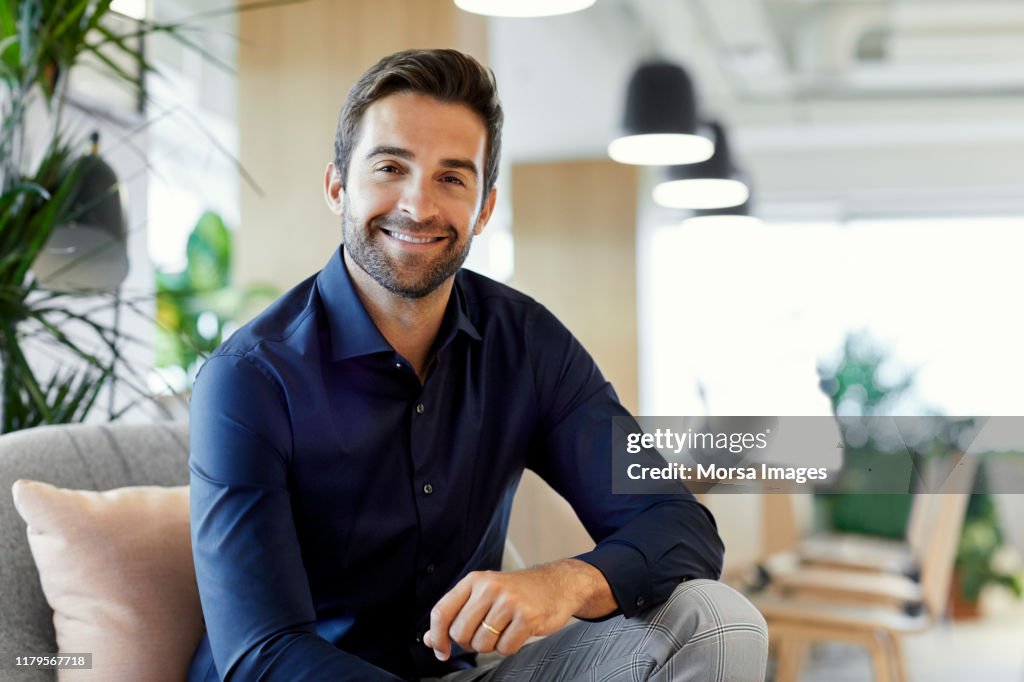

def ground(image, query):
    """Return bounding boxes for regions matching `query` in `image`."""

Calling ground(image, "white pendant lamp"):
[653,121,749,209]
[454,0,596,18]
[608,61,713,166]
[682,202,763,230]
[681,193,763,229]
[654,178,749,210]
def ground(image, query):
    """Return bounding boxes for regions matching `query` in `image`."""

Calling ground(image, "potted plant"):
[0,0,157,432]
[1,0,298,433]
[951,485,1024,619]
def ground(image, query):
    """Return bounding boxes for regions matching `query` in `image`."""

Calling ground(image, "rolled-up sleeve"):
[524,305,724,618]
[189,354,401,681]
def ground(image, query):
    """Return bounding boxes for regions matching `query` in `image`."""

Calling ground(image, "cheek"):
[445,196,483,230]
[347,182,400,221]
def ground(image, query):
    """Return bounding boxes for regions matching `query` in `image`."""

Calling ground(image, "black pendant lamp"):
[34,132,130,291]
[454,0,595,17]
[653,121,750,209]
[608,60,714,166]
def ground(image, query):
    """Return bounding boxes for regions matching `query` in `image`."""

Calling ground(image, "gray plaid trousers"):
[432,579,768,682]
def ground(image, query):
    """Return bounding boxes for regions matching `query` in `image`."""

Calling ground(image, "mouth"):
[382,229,446,245]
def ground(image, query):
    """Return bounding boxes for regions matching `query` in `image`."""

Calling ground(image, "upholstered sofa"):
[0,422,190,682]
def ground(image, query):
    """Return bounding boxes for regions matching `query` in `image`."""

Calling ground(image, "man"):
[188,49,767,681]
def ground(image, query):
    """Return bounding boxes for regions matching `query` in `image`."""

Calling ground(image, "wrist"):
[552,558,616,619]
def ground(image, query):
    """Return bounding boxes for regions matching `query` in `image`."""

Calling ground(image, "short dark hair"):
[334,49,503,199]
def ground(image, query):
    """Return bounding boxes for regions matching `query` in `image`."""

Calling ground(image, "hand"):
[422,559,615,661]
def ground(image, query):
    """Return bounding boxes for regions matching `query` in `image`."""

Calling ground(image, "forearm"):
[546,558,617,619]
[224,633,401,682]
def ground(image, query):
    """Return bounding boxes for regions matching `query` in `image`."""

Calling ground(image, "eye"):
[375,164,401,174]
[442,175,466,186]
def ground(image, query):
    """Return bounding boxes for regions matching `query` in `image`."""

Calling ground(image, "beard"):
[342,204,475,299]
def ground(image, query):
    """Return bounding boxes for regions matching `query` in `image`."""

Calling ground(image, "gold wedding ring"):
[480,620,502,636]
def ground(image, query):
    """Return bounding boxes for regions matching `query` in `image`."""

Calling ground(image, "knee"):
[663,579,768,635]
[658,580,769,677]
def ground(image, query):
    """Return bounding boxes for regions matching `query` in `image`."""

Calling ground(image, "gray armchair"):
[0,422,189,682]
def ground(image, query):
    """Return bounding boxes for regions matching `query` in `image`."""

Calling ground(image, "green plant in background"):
[954,470,1024,606]
[1,141,116,431]
[0,0,169,433]
[0,0,302,433]
[155,211,276,388]
[817,331,920,538]
[819,330,1021,607]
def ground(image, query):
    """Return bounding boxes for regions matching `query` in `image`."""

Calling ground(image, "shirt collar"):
[436,275,483,350]
[316,246,481,363]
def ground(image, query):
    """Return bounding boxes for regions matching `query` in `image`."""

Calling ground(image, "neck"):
[343,248,452,382]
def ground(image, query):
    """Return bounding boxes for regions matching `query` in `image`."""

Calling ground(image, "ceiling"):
[489,0,1024,218]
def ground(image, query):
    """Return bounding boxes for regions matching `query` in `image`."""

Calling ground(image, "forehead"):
[354,91,487,162]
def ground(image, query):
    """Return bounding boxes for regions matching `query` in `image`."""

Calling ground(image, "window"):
[641,216,1024,417]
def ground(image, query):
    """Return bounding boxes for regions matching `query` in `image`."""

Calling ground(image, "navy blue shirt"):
[188,247,724,681]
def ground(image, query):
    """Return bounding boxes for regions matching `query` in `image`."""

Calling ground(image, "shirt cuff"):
[573,541,651,619]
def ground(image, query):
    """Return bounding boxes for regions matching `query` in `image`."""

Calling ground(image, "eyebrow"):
[366,145,479,179]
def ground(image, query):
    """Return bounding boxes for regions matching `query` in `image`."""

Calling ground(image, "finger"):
[470,605,514,654]
[449,579,501,649]
[429,576,474,661]
[494,614,533,657]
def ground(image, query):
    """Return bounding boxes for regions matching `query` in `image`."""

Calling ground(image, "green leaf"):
[0,2,16,39]
[84,0,115,34]
[5,145,82,286]
[17,0,40,72]
[0,33,19,73]
[49,0,89,42]
[186,211,232,291]
[155,268,189,293]
[80,39,140,90]
[2,324,53,422]
[88,21,157,75]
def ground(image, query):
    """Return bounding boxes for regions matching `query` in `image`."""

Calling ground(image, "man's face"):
[333,92,494,299]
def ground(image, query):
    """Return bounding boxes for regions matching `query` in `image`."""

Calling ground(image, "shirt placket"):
[406,358,448,642]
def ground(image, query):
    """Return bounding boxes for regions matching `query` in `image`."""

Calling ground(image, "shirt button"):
[425,563,435,574]
[635,596,646,608]
[423,483,433,495]
[415,403,425,414]
[395,362,402,369]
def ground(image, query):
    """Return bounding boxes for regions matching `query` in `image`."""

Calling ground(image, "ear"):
[324,162,345,216]
[472,187,498,236]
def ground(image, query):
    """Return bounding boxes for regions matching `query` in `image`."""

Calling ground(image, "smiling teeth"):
[389,231,439,244]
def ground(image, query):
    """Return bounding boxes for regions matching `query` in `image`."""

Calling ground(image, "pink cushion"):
[11,480,203,681]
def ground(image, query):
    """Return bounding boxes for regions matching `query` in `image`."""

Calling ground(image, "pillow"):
[11,480,203,681]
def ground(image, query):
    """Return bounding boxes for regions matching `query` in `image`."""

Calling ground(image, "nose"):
[397,175,440,224]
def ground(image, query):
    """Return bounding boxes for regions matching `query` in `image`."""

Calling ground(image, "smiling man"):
[187,49,768,681]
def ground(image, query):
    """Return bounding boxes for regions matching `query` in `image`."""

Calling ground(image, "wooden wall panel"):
[236,0,487,291]
[510,159,639,411]
[507,159,640,567]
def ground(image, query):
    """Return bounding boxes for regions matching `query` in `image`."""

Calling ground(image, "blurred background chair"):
[750,453,978,682]
[756,489,940,614]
